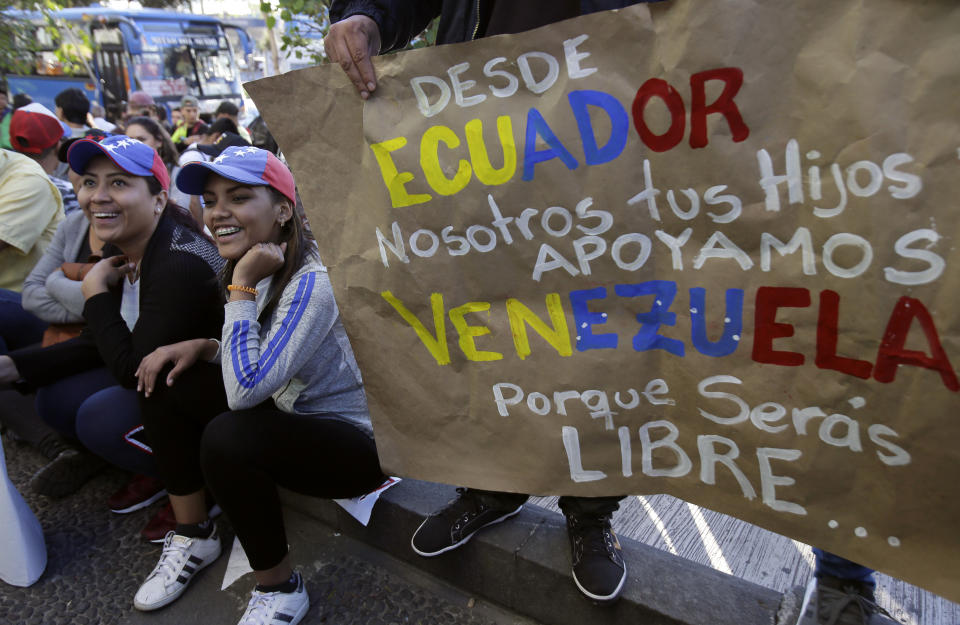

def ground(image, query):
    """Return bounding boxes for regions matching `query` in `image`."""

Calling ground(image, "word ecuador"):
[370,34,749,208]
[382,285,958,392]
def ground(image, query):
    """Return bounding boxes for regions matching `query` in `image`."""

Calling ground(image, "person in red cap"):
[0,103,65,294]
[131,146,382,624]
[125,90,158,123]
[10,103,81,215]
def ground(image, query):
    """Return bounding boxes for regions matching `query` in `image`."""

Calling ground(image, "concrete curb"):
[281,480,787,625]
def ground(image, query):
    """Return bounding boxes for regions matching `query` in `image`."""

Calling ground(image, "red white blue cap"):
[67,134,170,191]
[9,103,71,154]
[175,146,296,205]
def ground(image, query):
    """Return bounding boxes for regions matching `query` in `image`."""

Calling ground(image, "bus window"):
[194,49,235,96]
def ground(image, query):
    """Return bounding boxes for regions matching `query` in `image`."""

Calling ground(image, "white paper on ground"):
[0,432,47,587]
[334,477,401,526]
[219,477,402,590]
[221,536,253,590]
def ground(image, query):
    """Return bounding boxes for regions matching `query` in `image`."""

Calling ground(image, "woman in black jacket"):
[0,136,224,517]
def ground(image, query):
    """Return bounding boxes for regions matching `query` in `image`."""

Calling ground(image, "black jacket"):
[10,210,225,391]
[329,0,664,53]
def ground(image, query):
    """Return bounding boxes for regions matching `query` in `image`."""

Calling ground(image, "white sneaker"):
[238,571,309,625]
[133,528,222,611]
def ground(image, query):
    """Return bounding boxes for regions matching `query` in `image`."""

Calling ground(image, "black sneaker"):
[411,488,524,556]
[796,576,900,625]
[566,512,626,604]
[29,448,106,498]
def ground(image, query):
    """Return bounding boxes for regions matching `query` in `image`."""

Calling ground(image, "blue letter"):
[523,107,579,181]
[569,287,617,351]
[614,281,684,356]
[569,90,629,166]
[690,287,744,357]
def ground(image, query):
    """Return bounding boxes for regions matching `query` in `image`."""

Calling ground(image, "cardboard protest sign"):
[247,0,960,601]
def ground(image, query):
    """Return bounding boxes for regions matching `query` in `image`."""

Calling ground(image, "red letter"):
[689,67,750,149]
[632,78,685,153]
[873,297,958,391]
[815,290,872,379]
[752,287,810,366]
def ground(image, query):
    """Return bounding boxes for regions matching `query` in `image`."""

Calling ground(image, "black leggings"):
[140,364,384,570]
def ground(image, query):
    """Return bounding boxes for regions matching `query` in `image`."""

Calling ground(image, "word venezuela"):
[381,285,958,392]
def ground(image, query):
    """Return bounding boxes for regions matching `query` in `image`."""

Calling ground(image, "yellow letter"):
[449,301,503,361]
[506,294,572,360]
[420,125,472,196]
[381,291,449,365]
[370,137,432,208]
[465,115,516,186]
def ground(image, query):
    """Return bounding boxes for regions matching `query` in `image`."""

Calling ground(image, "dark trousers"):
[470,490,624,517]
[140,363,384,570]
[35,367,117,440]
[0,289,46,353]
[75,384,158,478]
[814,549,876,587]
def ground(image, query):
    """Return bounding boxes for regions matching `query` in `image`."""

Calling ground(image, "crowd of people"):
[0,2,903,625]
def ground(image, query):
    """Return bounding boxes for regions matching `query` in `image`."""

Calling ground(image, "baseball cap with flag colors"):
[175,146,296,205]
[9,103,71,154]
[67,134,170,191]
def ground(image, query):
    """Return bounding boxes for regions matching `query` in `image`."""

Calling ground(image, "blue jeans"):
[35,367,117,439]
[75,385,158,478]
[814,548,876,588]
[0,288,47,354]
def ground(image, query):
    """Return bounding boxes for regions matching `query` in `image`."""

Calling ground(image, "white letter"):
[483,57,519,98]
[884,228,945,285]
[517,51,560,94]
[441,226,470,256]
[612,233,651,271]
[750,402,789,433]
[818,413,862,452]
[642,378,675,405]
[638,420,692,478]
[448,61,486,108]
[697,435,757,500]
[532,243,579,282]
[654,228,692,270]
[822,233,873,278]
[575,196,613,235]
[756,139,802,212]
[704,185,742,224]
[693,231,754,271]
[582,389,615,430]
[492,382,523,416]
[562,426,607,482]
[563,34,597,79]
[846,160,883,197]
[409,229,439,258]
[410,75,451,118]
[757,447,806,515]
[882,153,922,199]
[761,228,816,275]
[627,159,661,220]
[376,221,409,267]
[697,375,749,425]
[868,424,911,466]
[573,236,607,276]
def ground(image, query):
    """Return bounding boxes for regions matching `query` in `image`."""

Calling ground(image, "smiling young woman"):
[0,135,224,543]
[130,146,383,625]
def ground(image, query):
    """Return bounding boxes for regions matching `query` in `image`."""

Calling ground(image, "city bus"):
[4,6,253,120]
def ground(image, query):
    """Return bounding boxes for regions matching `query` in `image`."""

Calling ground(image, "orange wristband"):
[227,284,258,296]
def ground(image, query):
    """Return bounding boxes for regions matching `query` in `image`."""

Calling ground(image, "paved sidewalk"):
[0,437,535,625]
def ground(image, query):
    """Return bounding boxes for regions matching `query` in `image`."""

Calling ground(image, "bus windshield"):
[134,37,236,98]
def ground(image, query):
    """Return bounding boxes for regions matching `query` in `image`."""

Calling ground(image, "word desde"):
[381,285,958,391]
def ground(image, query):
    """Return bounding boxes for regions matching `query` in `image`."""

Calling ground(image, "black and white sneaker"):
[411,488,525,556]
[237,572,309,625]
[133,528,222,611]
[566,512,627,604]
